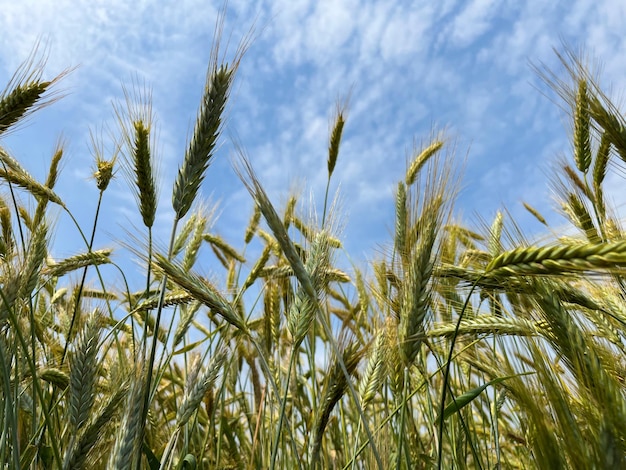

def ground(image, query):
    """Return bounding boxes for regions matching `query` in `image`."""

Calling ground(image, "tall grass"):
[0,36,623,469]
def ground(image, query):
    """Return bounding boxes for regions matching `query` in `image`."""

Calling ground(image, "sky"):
[1,0,626,290]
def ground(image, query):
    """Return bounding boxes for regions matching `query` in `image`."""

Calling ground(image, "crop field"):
[0,33,624,469]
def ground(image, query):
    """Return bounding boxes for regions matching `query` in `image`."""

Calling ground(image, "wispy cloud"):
[447,0,501,48]
[0,0,625,268]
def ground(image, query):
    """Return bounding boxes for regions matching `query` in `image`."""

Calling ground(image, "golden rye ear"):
[0,43,70,137]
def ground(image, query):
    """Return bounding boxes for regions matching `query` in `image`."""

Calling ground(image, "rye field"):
[0,37,624,469]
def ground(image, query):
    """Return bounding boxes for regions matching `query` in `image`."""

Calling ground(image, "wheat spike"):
[394,182,407,260]
[69,314,101,431]
[593,132,611,220]
[563,164,593,201]
[172,64,233,220]
[33,144,64,227]
[45,249,112,278]
[0,45,68,135]
[0,146,29,174]
[38,367,70,390]
[398,238,434,365]
[593,132,611,189]
[533,282,626,441]
[203,232,246,263]
[485,240,626,277]
[406,139,444,186]
[182,214,207,272]
[172,212,198,256]
[0,198,13,257]
[565,192,600,242]
[16,222,47,300]
[523,202,548,226]
[236,157,317,302]
[327,102,346,177]
[310,340,363,467]
[116,81,158,229]
[110,376,144,470]
[291,216,342,248]
[132,120,157,226]
[283,195,297,228]
[133,290,195,312]
[264,280,281,348]
[573,79,592,172]
[154,253,247,332]
[93,156,116,192]
[244,204,261,244]
[288,231,334,346]
[241,243,272,291]
[427,316,541,338]
[0,81,49,134]
[488,211,504,257]
[397,182,449,364]
[287,291,316,348]
[0,167,64,206]
[17,205,33,231]
[173,300,201,347]
[64,384,128,470]
[359,333,385,408]
[177,348,227,426]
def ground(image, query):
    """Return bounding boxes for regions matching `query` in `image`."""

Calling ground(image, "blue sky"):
[1,0,626,287]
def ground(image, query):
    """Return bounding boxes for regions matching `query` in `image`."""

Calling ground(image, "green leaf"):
[142,440,161,470]
[177,454,197,470]
[438,372,534,422]
[173,339,206,355]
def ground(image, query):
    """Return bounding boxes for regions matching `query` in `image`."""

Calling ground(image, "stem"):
[137,218,179,470]
[0,337,19,469]
[270,347,297,470]
[141,219,178,373]
[437,277,482,469]
[139,228,153,362]
[395,367,409,470]
[61,190,104,364]
[0,286,63,468]
[491,336,501,467]
[158,429,180,470]
[314,301,383,469]
[249,338,303,470]
[321,178,331,228]
[3,168,26,253]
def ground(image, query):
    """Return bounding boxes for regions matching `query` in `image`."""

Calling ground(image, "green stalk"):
[437,277,482,469]
[249,339,303,470]
[0,338,18,469]
[140,218,179,429]
[321,178,331,229]
[343,337,486,469]
[491,336,501,467]
[315,301,383,469]
[139,228,153,361]
[61,190,104,364]
[270,348,297,470]
[395,367,409,470]
[0,286,63,467]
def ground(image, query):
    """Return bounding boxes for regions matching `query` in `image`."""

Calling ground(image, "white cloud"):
[448,0,500,47]
[0,0,626,265]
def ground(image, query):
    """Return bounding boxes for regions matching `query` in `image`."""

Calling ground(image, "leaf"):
[180,454,197,469]
[438,372,534,422]
[142,440,161,470]
[173,339,206,356]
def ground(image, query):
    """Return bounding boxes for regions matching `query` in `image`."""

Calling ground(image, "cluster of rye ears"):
[0,30,623,470]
